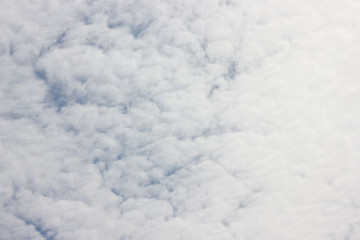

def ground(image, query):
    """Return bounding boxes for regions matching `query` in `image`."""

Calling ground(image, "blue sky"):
[1,0,360,239]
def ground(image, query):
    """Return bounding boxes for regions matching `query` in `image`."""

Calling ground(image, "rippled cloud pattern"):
[1,0,360,239]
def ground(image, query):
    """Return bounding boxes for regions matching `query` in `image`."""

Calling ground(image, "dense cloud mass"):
[1,0,360,239]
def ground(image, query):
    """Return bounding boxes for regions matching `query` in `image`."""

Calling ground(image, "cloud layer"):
[1,0,360,239]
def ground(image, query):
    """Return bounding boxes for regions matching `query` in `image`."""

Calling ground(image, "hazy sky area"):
[1,0,360,239]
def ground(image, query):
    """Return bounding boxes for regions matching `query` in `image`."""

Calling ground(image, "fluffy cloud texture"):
[1,0,360,239]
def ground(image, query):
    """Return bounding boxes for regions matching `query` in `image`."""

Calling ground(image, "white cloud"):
[1,0,360,239]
